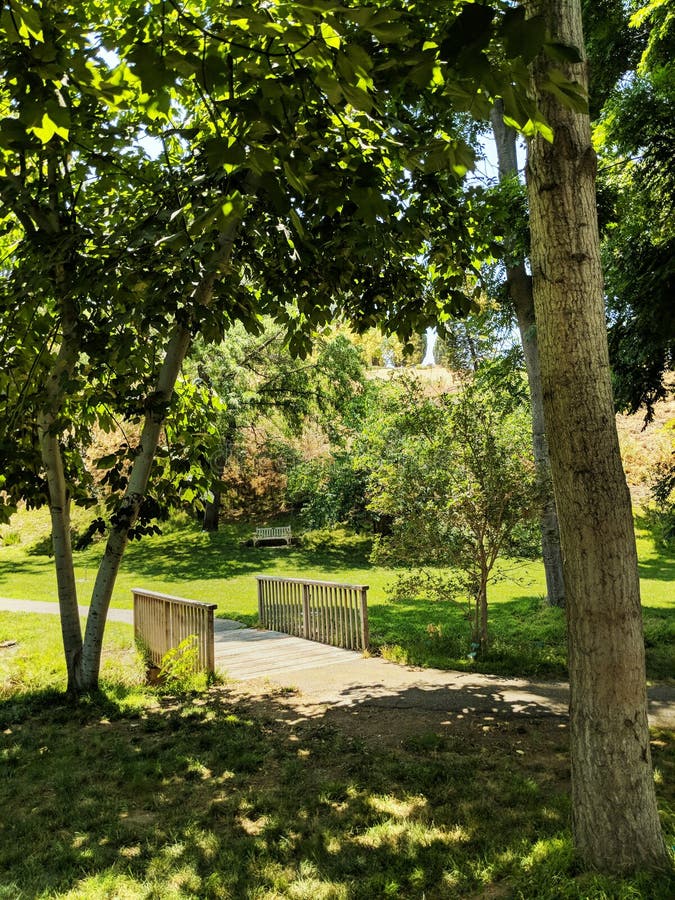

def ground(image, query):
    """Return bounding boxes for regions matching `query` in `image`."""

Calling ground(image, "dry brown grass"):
[367,364,461,395]
[617,390,675,502]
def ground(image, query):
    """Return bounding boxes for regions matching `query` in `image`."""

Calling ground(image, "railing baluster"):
[345,588,352,649]
[252,576,369,651]
[329,585,336,646]
[132,589,217,674]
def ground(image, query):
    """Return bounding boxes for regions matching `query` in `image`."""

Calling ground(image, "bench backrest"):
[255,526,291,538]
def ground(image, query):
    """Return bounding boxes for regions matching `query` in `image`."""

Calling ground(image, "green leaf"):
[541,76,588,114]
[283,160,308,196]
[95,454,118,468]
[320,22,341,49]
[259,173,290,214]
[155,231,189,250]
[9,0,43,42]
[128,44,167,94]
[0,117,30,149]
[289,208,306,239]
[368,21,409,43]
[203,137,246,171]
[45,100,70,136]
[501,10,547,62]
[314,67,343,105]
[528,119,554,143]
[27,111,68,143]
[441,5,495,59]
[188,196,244,237]
[341,83,373,113]
[249,147,277,175]
[345,44,374,75]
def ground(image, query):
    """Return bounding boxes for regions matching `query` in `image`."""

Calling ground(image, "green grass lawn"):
[1,613,673,900]
[1,509,673,679]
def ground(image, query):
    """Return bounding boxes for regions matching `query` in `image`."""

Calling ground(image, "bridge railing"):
[256,576,369,651]
[132,588,216,673]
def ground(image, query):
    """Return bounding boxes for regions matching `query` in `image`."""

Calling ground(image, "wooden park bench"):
[252,525,293,546]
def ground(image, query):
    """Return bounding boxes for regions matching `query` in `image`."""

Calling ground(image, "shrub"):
[287,453,370,530]
[157,636,210,694]
[645,453,675,547]
[385,569,467,604]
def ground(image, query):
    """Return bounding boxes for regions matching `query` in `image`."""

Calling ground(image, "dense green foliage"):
[185,322,368,521]
[592,1,675,419]
[0,0,568,518]
[0,0,582,690]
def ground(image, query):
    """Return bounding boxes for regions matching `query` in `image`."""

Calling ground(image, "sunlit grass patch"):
[367,793,429,820]
[59,872,150,900]
[0,612,146,709]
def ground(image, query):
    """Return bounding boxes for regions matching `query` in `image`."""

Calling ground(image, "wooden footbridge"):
[132,576,369,682]
[213,623,361,681]
[3,595,674,725]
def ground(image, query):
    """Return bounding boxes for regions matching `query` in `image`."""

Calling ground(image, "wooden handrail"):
[133,589,216,674]
[256,576,369,651]
[256,575,369,591]
[132,588,217,611]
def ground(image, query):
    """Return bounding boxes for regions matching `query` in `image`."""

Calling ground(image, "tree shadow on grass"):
[119,522,374,585]
[0,555,54,580]
[639,557,675,583]
[368,594,569,680]
[641,605,675,681]
[369,591,674,683]
[0,681,672,900]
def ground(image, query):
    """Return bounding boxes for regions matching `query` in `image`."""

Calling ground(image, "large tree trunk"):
[525,0,668,872]
[202,489,221,532]
[490,103,565,609]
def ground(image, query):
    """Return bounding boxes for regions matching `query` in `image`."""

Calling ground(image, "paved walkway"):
[0,597,134,623]
[2,597,673,727]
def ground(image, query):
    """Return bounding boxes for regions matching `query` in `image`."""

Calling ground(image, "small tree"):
[364,375,538,649]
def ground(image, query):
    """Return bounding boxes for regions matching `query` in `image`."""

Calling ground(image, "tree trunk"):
[202,488,221,531]
[76,194,254,692]
[489,102,565,609]
[478,579,489,651]
[79,324,193,689]
[36,278,85,694]
[34,160,86,694]
[525,0,668,872]
[37,419,83,694]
